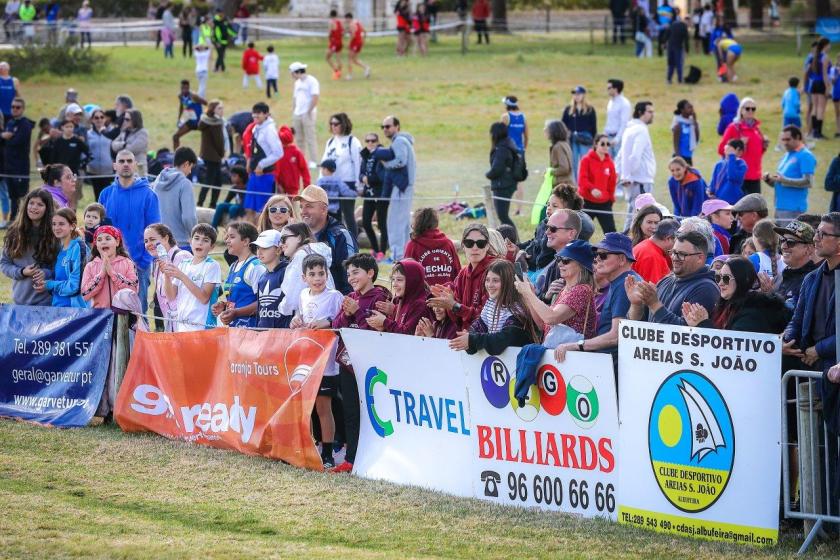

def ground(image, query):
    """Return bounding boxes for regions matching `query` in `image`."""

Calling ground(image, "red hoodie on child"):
[241,47,263,76]
[384,259,432,335]
[404,228,461,286]
[274,126,311,196]
[332,285,391,330]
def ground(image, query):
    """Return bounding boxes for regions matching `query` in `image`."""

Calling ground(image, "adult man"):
[290,61,320,167]
[678,216,721,262]
[3,1,19,42]
[113,94,133,129]
[604,78,631,159]
[173,79,207,150]
[762,125,816,223]
[656,0,675,56]
[99,150,161,313]
[212,10,236,72]
[632,218,678,283]
[627,231,719,325]
[666,8,689,84]
[0,62,19,122]
[774,220,817,310]
[295,184,357,295]
[554,232,639,370]
[535,208,580,302]
[2,97,32,219]
[64,103,88,138]
[609,0,628,44]
[381,115,416,262]
[152,146,198,250]
[617,101,655,233]
[729,193,769,254]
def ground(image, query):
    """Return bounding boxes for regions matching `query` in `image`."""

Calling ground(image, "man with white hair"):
[678,215,722,263]
[0,62,19,122]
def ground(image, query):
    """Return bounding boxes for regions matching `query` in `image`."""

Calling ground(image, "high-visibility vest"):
[198,23,212,45]
[19,4,36,22]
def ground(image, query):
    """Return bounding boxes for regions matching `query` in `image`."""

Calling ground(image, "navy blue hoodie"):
[98,176,161,270]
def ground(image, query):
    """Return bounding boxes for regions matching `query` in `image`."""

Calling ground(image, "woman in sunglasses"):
[717,97,768,195]
[683,256,790,333]
[257,194,297,233]
[86,108,117,200]
[321,112,362,239]
[578,133,617,234]
[428,223,497,330]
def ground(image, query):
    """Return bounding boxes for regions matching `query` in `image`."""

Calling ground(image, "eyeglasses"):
[280,234,297,244]
[92,115,105,120]
[594,252,617,261]
[743,107,757,112]
[669,250,703,261]
[546,225,574,234]
[462,238,488,249]
[715,273,733,285]
[815,229,840,240]
[780,237,808,247]
[269,206,289,214]
[381,124,393,130]
[63,173,77,181]
[11,104,22,109]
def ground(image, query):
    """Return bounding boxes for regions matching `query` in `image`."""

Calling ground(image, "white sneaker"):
[364,67,371,79]
[0,220,6,229]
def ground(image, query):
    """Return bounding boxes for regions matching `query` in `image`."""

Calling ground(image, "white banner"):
[617,320,781,546]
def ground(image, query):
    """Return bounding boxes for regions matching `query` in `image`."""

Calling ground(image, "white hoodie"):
[252,116,284,171]
[616,118,656,185]
[279,242,334,316]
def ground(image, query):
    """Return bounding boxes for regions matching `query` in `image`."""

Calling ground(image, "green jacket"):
[19,3,36,22]
[213,17,235,46]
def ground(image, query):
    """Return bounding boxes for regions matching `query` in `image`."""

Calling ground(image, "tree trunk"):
[722,0,737,28]
[749,0,764,29]
[816,0,832,19]
[491,0,508,33]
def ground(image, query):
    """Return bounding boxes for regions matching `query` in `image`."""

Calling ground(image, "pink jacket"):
[81,256,138,309]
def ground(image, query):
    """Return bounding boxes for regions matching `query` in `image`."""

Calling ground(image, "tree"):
[749,0,763,29]
[816,0,832,18]
[722,0,737,28]
[491,0,508,32]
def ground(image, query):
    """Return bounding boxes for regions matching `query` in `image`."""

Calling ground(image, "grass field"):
[2,32,840,558]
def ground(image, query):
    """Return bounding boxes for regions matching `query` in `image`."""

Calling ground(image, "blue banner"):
[816,18,840,43]
[0,305,114,427]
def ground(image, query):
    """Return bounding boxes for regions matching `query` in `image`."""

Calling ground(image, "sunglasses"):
[594,251,616,261]
[11,105,22,109]
[558,257,574,265]
[365,139,377,144]
[92,115,105,119]
[381,124,393,130]
[597,142,610,147]
[269,206,290,214]
[715,273,733,285]
[780,237,807,247]
[330,121,341,126]
[546,225,574,234]
[743,107,757,112]
[462,238,488,249]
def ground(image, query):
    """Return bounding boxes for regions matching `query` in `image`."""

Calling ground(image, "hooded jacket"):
[241,46,263,75]
[449,253,494,330]
[616,118,655,184]
[717,93,739,136]
[381,131,416,188]
[384,259,431,335]
[404,228,462,286]
[718,118,766,181]
[198,114,225,163]
[250,116,283,173]
[99,176,161,269]
[45,237,87,308]
[486,137,518,193]
[86,127,116,175]
[81,255,138,309]
[649,266,719,326]
[333,285,392,330]
[578,148,617,203]
[274,126,310,196]
[152,167,197,248]
[667,167,706,217]
[709,153,747,205]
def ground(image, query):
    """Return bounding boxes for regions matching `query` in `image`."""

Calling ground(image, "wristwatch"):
[577,340,585,352]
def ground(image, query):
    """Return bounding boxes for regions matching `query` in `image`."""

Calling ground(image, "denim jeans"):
[0,180,9,216]
[137,266,151,314]
[571,140,589,180]
[388,185,413,260]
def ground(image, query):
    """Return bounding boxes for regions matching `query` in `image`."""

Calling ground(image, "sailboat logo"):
[678,379,726,462]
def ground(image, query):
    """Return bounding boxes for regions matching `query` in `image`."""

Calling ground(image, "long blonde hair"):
[751,218,780,277]
[257,194,297,232]
[568,94,594,115]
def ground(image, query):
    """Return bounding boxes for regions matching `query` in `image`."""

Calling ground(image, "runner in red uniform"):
[413,3,431,56]
[344,12,370,79]
[394,0,412,56]
[326,9,343,80]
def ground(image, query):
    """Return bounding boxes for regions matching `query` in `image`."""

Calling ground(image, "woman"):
[428,223,496,331]
[671,99,700,165]
[683,256,790,334]
[516,239,597,349]
[629,204,663,246]
[546,119,573,188]
[322,112,362,238]
[562,86,597,178]
[667,156,706,218]
[256,194,296,233]
[804,37,831,139]
[278,222,334,320]
[367,259,431,335]
[111,109,149,176]
[501,96,529,215]
[144,223,191,332]
[0,189,58,306]
[86,108,116,200]
[450,259,540,355]
[77,0,93,48]
[413,2,430,56]
[552,184,594,241]
[748,218,786,279]
[197,100,226,208]
[633,5,652,58]
[485,122,519,231]
[394,0,412,55]
[404,207,461,286]
[578,133,617,234]
[359,132,388,258]
[40,164,76,210]
[40,208,87,308]
[718,98,767,195]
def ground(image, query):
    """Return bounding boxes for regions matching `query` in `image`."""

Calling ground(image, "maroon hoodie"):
[449,254,494,331]
[404,228,462,286]
[332,284,392,330]
[384,259,432,335]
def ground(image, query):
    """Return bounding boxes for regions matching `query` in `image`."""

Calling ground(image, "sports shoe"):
[364,67,371,79]
[330,461,353,473]
[322,457,335,469]
[332,70,341,80]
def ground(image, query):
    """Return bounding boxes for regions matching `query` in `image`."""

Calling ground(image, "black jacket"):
[704,291,791,333]
[3,116,33,175]
[486,138,518,194]
[778,260,819,310]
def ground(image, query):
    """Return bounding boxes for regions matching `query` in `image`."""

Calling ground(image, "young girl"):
[278,222,334,319]
[450,259,540,355]
[404,207,461,286]
[0,189,58,306]
[212,221,265,328]
[366,258,431,335]
[415,302,459,340]
[40,208,87,308]
[81,225,138,309]
[749,218,786,279]
[256,194,297,233]
[144,223,191,331]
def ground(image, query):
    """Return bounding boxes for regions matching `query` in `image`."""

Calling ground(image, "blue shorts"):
[727,44,742,57]
[243,172,275,212]
[783,116,802,128]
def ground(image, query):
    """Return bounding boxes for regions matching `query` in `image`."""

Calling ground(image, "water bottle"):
[155,243,168,260]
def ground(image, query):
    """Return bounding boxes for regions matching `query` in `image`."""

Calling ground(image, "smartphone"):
[514,262,525,281]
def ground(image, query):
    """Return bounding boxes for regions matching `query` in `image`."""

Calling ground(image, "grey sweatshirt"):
[152,167,197,247]
[0,230,54,305]
[382,131,416,188]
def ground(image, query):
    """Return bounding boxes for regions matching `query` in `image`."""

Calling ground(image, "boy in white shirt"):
[290,253,343,468]
[162,223,221,332]
[263,45,280,99]
[194,43,212,98]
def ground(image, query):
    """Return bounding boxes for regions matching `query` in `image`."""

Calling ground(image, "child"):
[290,253,344,468]
[241,41,263,90]
[782,77,802,128]
[316,159,357,222]
[708,139,747,205]
[144,223,191,331]
[253,229,291,328]
[83,202,105,246]
[274,126,310,196]
[212,165,247,228]
[415,305,458,340]
[404,207,461,286]
[366,258,431,335]
[39,207,87,308]
[671,99,699,165]
[212,221,265,327]
[194,42,212,98]
[263,45,279,98]
[161,223,221,332]
[81,225,138,309]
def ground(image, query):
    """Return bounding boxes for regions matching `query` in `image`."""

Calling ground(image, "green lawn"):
[2,32,840,558]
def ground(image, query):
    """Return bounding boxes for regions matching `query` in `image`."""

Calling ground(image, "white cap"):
[251,229,283,249]
[288,61,307,72]
[65,103,83,115]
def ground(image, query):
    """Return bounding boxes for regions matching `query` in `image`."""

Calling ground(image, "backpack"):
[510,147,528,182]
[685,65,702,84]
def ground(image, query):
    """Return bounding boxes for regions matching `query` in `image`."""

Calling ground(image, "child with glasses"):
[256,194,297,233]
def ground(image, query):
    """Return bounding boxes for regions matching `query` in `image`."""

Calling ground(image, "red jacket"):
[632,238,672,284]
[718,119,766,181]
[472,0,490,20]
[241,47,263,75]
[404,228,462,286]
[448,254,493,331]
[274,126,310,196]
[384,259,432,335]
[332,285,391,330]
[577,149,617,204]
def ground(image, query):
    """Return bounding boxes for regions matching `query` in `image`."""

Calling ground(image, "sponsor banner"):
[463,349,618,519]
[0,304,113,427]
[617,320,781,546]
[115,328,337,470]
[341,329,474,497]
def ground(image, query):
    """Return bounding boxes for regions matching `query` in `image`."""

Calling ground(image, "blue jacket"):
[667,168,706,217]
[717,92,739,136]
[98,176,161,270]
[45,237,88,308]
[3,116,33,175]
[709,154,747,205]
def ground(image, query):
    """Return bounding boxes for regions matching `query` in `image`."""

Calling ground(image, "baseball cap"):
[295,184,329,206]
[289,61,307,72]
[773,220,815,243]
[571,85,587,94]
[251,229,283,249]
[701,199,732,216]
[65,103,83,115]
[731,193,768,214]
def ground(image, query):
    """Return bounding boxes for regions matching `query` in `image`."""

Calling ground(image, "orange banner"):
[114,328,337,471]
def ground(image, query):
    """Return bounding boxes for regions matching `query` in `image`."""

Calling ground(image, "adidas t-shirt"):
[172,257,222,332]
[257,261,289,328]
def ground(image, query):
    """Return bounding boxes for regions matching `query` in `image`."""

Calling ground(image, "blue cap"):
[592,232,635,262]
[557,239,594,272]
[571,85,587,94]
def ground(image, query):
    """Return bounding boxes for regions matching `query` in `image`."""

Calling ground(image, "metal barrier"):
[781,369,840,554]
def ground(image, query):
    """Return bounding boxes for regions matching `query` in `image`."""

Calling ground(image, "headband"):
[94,225,122,243]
